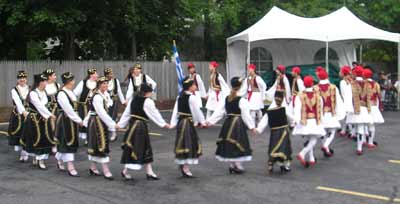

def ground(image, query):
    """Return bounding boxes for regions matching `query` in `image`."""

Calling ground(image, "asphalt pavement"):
[0,111,399,204]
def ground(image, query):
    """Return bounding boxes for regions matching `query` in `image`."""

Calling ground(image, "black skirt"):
[21,113,55,155]
[8,108,24,146]
[121,119,153,166]
[87,115,110,158]
[174,117,202,161]
[77,101,89,133]
[215,116,252,161]
[48,101,58,137]
[268,126,292,163]
[108,97,120,121]
[55,112,79,153]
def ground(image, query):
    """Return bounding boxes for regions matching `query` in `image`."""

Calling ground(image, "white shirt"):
[108,78,125,103]
[190,73,207,98]
[29,89,52,119]
[45,82,60,96]
[57,88,83,124]
[206,97,255,129]
[11,85,29,114]
[118,98,167,128]
[170,91,206,127]
[88,91,116,131]
[73,79,97,99]
[126,74,157,101]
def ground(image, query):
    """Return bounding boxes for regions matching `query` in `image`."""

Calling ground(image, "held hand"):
[164,124,171,129]
[200,123,208,128]
[251,128,258,136]
[50,115,56,120]
[22,111,28,118]
[115,124,120,129]
[79,122,83,127]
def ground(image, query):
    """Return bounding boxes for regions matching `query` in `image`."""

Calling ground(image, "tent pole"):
[325,41,329,73]
[397,41,400,110]
[247,40,250,65]
[359,43,363,64]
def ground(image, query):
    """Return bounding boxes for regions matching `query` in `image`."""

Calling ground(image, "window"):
[314,47,339,67]
[250,47,273,75]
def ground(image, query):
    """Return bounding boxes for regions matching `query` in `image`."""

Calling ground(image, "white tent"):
[226,6,400,80]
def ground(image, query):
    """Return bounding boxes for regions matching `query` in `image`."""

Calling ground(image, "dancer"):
[8,70,30,162]
[118,83,170,181]
[206,77,256,174]
[240,64,267,123]
[55,72,83,177]
[74,68,98,145]
[338,66,355,138]
[86,77,118,180]
[315,68,345,158]
[265,65,291,107]
[187,62,207,108]
[205,61,230,119]
[363,68,384,148]
[43,68,60,154]
[170,77,206,178]
[125,63,157,102]
[257,90,294,173]
[21,74,56,169]
[293,76,325,167]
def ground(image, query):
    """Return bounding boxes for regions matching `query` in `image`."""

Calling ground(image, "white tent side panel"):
[227,39,356,80]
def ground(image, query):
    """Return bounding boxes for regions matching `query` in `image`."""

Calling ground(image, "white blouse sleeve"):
[57,92,82,124]
[11,89,26,114]
[206,99,226,125]
[93,94,116,131]
[196,75,207,98]
[170,99,179,127]
[293,96,302,124]
[144,98,167,127]
[297,78,305,92]
[256,114,269,134]
[73,81,83,97]
[146,75,157,91]
[116,79,126,103]
[239,98,255,129]
[218,75,230,95]
[189,95,205,124]
[283,76,291,103]
[117,99,132,129]
[30,91,52,119]
[257,76,267,100]
[126,79,134,102]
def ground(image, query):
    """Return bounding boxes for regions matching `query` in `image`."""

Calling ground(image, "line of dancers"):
[6,62,385,181]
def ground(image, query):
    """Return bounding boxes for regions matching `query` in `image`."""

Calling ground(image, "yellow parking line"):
[316,186,400,203]
[388,160,400,164]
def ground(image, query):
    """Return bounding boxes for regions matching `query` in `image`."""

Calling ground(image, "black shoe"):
[280,166,291,173]
[146,174,160,181]
[89,169,102,176]
[229,167,244,174]
[180,166,194,178]
[104,175,114,180]
[68,170,80,177]
[121,171,134,181]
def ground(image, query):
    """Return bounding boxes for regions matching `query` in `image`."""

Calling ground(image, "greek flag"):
[173,41,184,92]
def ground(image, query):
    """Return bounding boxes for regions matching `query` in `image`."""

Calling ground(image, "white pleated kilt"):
[293,119,326,136]
[321,112,341,129]
[346,106,373,124]
[370,106,384,124]
[247,92,264,110]
[206,90,226,111]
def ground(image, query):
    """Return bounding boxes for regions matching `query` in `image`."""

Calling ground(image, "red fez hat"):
[340,66,351,75]
[210,61,219,68]
[292,66,301,74]
[187,63,195,69]
[315,66,325,73]
[317,69,328,80]
[353,66,364,77]
[304,76,314,88]
[363,68,373,79]
[277,64,286,72]
[248,63,256,70]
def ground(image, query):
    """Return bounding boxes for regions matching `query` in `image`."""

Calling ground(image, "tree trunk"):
[131,32,137,60]
[63,32,75,60]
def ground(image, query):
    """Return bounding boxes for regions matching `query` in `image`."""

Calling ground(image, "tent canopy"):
[227,6,400,44]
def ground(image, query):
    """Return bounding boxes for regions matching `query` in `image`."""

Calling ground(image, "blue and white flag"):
[173,41,184,92]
